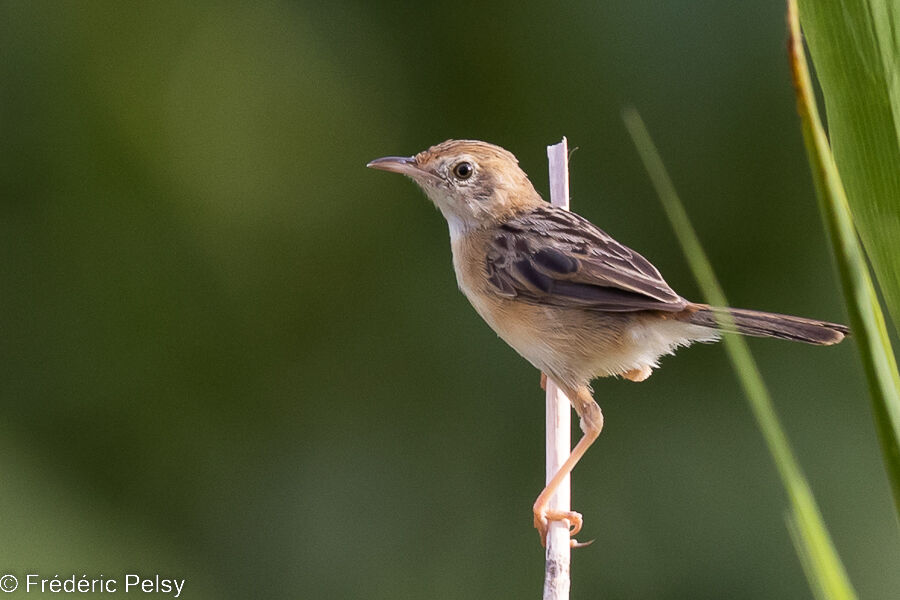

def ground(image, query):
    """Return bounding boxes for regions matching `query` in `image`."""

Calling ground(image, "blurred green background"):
[2,2,898,598]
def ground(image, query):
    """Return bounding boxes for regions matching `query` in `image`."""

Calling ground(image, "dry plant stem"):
[542,137,572,600]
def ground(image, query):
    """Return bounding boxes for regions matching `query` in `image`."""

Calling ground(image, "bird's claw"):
[534,508,584,547]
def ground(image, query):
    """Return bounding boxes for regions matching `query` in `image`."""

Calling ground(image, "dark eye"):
[452,161,474,180]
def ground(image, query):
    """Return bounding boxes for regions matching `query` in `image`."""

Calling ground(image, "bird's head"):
[367,140,542,238]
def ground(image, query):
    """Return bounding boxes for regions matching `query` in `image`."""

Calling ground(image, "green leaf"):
[798,0,900,336]
[623,107,857,600]
[789,0,900,523]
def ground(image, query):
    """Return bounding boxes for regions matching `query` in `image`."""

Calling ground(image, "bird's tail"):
[684,304,849,345]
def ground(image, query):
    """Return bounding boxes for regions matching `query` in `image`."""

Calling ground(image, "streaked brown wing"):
[485,205,686,312]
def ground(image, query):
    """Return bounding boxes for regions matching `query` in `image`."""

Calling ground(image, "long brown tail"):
[685,304,849,345]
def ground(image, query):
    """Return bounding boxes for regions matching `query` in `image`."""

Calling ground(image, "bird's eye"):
[452,161,474,180]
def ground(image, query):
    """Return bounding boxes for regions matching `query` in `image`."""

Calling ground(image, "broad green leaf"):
[798,0,900,336]
[790,0,900,522]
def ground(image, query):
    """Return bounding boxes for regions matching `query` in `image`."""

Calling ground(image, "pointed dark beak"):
[366,155,421,176]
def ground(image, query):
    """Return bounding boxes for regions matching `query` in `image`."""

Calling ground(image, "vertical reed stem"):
[543,137,572,600]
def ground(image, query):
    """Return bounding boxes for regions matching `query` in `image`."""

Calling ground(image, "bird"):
[367,139,848,547]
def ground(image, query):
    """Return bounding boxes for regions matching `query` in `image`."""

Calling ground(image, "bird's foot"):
[534,507,585,548]
[540,372,548,390]
[622,365,652,382]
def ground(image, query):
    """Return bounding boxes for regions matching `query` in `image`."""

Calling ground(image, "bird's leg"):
[540,372,548,391]
[533,384,603,547]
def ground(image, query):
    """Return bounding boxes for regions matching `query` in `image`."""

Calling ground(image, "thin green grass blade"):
[798,0,900,337]
[787,514,829,600]
[788,0,900,523]
[623,107,857,600]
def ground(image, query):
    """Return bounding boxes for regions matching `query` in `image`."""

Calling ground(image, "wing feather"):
[485,205,686,312]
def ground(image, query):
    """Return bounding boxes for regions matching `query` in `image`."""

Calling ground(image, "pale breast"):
[450,232,610,385]
[452,233,543,348]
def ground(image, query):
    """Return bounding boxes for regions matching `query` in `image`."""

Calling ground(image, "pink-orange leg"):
[533,384,604,547]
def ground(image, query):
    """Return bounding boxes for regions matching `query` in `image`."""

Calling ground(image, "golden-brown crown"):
[415,139,520,167]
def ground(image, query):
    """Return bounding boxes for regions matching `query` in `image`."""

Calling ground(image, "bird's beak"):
[366,155,421,176]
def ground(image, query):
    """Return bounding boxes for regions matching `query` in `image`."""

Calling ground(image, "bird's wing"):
[485,205,687,312]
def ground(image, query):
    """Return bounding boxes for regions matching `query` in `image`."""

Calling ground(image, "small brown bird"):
[367,139,848,546]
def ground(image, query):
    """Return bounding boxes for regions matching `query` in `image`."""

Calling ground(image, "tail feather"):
[685,304,849,346]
